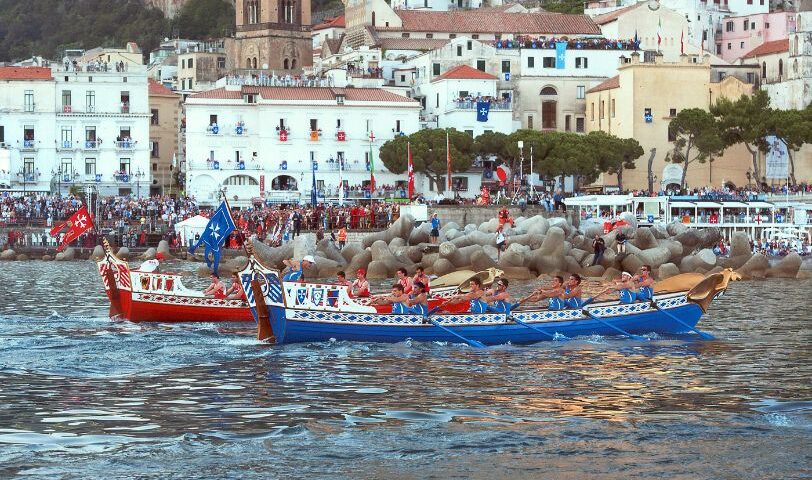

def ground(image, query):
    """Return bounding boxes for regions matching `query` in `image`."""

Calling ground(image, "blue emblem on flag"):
[555,41,567,69]
[476,101,490,122]
[296,288,307,305]
[188,200,235,275]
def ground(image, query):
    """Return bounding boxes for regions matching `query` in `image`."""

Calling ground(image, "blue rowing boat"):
[238,244,738,347]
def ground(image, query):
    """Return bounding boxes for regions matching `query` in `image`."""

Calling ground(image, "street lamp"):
[17,168,26,198]
[51,167,66,197]
[517,140,524,194]
[133,167,145,198]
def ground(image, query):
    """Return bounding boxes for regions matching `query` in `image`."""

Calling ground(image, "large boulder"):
[638,246,672,269]
[679,254,714,273]
[314,256,342,277]
[569,248,588,264]
[666,222,688,237]
[252,240,294,270]
[718,253,752,270]
[523,216,550,236]
[538,227,565,256]
[408,222,431,245]
[477,218,500,233]
[729,232,752,257]
[371,240,409,271]
[366,260,390,279]
[658,263,681,280]
[471,249,498,271]
[115,247,130,260]
[659,239,684,261]
[317,238,345,265]
[362,214,415,248]
[389,237,406,249]
[633,227,659,250]
[450,230,495,249]
[341,243,363,263]
[620,253,645,274]
[736,253,770,280]
[581,265,606,278]
[602,267,622,281]
[156,240,173,259]
[766,252,802,278]
[0,249,16,260]
[141,247,157,260]
[696,248,717,268]
[347,249,372,274]
[293,233,317,260]
[432,258,456,276]
[650,224,670,239]
[674,229,701,250]
[15,253,28,261]
[41,254,53,261]
[56,247,77,261]
[564,256,583,274]
[498,266,535,280]
[90,245,105,261]
[695,228,722,250]
[439,242,477,268]
[618,212,638,230]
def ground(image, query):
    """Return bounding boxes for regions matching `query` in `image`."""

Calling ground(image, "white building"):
[0,65,151,197]
[184,84,424,206]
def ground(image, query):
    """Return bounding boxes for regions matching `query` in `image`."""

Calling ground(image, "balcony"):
[120,103,130,114]
[233,122,247,136]
[115,140,136,151]
[84,140,100,150]
[197,160,262,171]
[17,172,40,183]
[56,140,76,151]
[21,139,37,151]
[447,99,512,112]
[206,125,221,135]
[309,130,322,141]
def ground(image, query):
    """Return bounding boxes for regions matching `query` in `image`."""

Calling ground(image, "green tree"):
[667,108,725,189]
[766,107,812,186]
[172,0,236,39]
[710,90,771,190]
[585,131,643,191]
[379,128,476,194]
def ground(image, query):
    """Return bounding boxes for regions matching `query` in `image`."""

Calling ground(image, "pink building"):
[716,11,796,62]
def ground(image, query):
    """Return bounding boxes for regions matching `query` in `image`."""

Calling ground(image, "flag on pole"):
[310,160,317,207]
[476,101,490,122]
[657,17,663,50]
[407,141,415,199]
[338,156,344,206]
[188,200,235,275]
[446,131,452,192]
[368,131,376,192]
[680,29,684,54]
[634,29,639,51]
[50,204,94,251]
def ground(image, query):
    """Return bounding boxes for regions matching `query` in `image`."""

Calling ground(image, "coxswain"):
[352,269,371,297]
[282,255,315,282]
[444,278,488,313]
[396,267,413,294]
[225,272,248,300]
[335,270,352,288]
[138,252,164,273]
[482,278,512,313]
[369,283,410,313]
[632,264,655,301]
[203,273,226,299]
[520,276,566,310]
[406,281,429,315]
[412,266,430,293]
[328,270,353,306]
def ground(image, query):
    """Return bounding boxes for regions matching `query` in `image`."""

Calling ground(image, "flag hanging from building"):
[680,29,684,54]
[338,156,344,206]
[188,200,235,275]
[446,131,452,192]
[657,17,663,50]
[407,141,415,199]
[50,205,94,252]
[368,131,376,192]
[555,41,567,69]
[634,29,639,51]
[476,101,490,122]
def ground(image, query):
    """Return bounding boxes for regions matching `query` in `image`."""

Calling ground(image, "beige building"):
[177,41,228,94]
[226,0,313,71]
[585,53,757,191]
[148,80,181,195]
[77,44,144,67]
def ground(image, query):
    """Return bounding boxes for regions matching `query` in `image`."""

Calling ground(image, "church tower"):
[226,0,313,71]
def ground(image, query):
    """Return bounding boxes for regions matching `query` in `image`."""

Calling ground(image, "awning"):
[693,201,722,208]
[746,201,775,208]
[720,201,748,208]
[669,201,695,208]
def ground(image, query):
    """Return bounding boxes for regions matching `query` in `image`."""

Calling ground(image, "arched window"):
[291,58,297,69]
[284,58,290,69]
[223,175,259,186]
[794,36,799,55]
[539,87,558,130]
[372,11,376,26]
[252,57,258,69]
[540,86,557,96]
[778,59,783,78]
[246,58,252,68]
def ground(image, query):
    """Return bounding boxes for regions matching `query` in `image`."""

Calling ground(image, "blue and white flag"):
[476,101,490,122]
[189,200,235,275]
[310,163,318,206]
[555,41,567,69]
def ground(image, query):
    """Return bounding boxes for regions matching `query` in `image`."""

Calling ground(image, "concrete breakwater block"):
[0,249,16,260]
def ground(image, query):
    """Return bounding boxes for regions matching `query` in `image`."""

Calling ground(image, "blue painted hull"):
[264,300,705,346]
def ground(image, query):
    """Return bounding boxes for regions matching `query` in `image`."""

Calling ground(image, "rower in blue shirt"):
[282,255,315,282]
[443,278,488,313]
[561,273,584,309]
[482,278,513,313]
[370,283,411,313]
[406,281,429,315]
[632,264,655,301]
[516,276,567,311]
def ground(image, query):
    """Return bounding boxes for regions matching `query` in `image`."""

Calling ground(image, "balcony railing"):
[449,100,512,111]
[56,140,76,151]
[21,140,37,151]
[236,22,310,33]
[115,140,136,150]
[196,160,262,171]
[206,125,221,135]
[120,103,130,114]
[84,140,100,150]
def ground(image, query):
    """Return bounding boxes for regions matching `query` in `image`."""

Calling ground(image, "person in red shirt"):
[352,269,371,297]
[412,266,430,293]
[396,267,413,294]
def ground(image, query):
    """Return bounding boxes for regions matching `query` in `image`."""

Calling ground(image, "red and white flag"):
[657,17,663,50]
[50,205,94,251]
[407,141,415,199]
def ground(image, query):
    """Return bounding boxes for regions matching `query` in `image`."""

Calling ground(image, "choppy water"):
[0,261,810,479]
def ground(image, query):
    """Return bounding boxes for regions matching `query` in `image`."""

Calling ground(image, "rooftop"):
[148,79,177,97]
[742,39,789,59]
[586,75,619,93]
[313,15,345,31]
[592,2,644,25]
[378,38,452,51]
[191,86,419,104]
[390,9,601,35]
[0,66,53,81]
[432,64,499,82]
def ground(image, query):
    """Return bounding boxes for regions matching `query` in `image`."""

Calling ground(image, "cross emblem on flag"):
[369,131,375,143]
[75,213,89,229]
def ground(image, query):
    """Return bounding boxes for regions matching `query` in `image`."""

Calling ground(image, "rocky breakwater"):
[240,212,805,282]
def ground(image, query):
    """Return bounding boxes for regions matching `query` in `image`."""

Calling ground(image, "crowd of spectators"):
[496,36,640,51]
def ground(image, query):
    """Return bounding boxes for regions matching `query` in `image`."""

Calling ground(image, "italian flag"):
[657,17,662,49]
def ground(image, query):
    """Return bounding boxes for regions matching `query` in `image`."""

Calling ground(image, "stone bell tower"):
[226,0,313,71]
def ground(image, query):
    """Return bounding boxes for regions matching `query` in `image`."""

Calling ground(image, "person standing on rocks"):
[591,235,606,266]
[430,213,441,244]
[615,230,627,254]
[496,227,507,260]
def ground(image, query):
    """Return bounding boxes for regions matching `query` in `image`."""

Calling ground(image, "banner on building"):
[259,175,265,198]
[555,42,567,69]
[765,135,789,179]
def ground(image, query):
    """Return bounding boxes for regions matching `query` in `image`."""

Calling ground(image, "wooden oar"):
[581,307,647,341]
[650,301,716,340]
[424,317,486,348]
